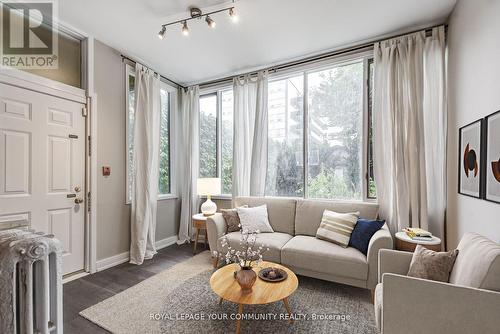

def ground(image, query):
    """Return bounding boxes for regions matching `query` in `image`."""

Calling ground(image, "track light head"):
[229,8,238,22]
[158,26,166,39]
[205,15,216,28]
[181,21,189,36]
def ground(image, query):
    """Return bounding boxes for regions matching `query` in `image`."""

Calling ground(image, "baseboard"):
[96,251,130,271]
[155,235,178,250]
[96,235,178,272]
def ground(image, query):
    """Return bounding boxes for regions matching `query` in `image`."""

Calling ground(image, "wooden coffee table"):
[210,261,298,334]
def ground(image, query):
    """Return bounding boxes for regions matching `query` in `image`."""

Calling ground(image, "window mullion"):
[216,90,222,180]
[303,71,309,199]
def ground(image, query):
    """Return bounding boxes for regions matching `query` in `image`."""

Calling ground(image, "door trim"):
[0,70,86,104]
[0,38,97,275]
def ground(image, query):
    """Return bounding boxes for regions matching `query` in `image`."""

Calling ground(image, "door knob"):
[74,198,84,204]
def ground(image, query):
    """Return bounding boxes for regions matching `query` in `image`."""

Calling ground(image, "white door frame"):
[0,22,99,274]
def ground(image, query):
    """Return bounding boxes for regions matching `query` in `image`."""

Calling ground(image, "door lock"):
[74,198,84,204]
[74,186,81,193]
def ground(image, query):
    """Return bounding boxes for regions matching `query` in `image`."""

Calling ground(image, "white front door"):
[0,82,86,275]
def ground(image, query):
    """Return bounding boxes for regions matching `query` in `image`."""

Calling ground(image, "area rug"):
[80,252,377,333]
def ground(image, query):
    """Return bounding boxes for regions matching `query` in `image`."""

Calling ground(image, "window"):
[221,90,234,195]
[126,64,174,202]
[307,61,364,200]
[367,59,377,199]
[199,94,217,177]
[159,87,170,195]
[266,75,304,197]
[265,55,375,201]
[198,89,234,195]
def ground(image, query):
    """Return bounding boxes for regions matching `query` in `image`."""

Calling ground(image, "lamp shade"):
[197,178,221,196]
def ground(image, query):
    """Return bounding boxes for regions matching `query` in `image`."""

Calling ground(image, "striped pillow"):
[316,210,360,247]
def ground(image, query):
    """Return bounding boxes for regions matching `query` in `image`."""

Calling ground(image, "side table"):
[395,231,442,252]
[192,213,208,254]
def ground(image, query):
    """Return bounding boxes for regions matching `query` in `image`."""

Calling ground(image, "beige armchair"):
[375,233,500,334]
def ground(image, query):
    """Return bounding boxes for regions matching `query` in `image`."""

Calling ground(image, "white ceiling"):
[59,0,457,86]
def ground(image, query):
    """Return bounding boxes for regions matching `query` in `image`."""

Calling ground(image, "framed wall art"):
[484,110,500,204]
[458,119,483,198]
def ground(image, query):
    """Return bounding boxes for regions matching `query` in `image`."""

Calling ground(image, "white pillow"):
[236,205,274,233]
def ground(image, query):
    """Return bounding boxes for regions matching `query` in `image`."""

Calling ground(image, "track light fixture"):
[157,3,238,39]
[158,26,166,39]
[181,21,189,36]
[205,15,216,28]
[229,7,238,22]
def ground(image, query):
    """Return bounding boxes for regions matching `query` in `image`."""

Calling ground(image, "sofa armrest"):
[366,224,393,289]
[378,249,413,283]
[206,213,226,255]
[381,273,500,334]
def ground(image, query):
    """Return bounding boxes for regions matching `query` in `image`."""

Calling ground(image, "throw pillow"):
[236,205,274,233]
[221,206,248,233]
[316,210,359,248]
[348,218,386,255]
[407,244,459,282]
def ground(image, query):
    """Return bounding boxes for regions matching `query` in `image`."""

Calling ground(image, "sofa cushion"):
[449,232,500,291]
[374,283,383,332]
[237,205,274,233]
[349,218,386,255]
[407,245,459,282]
[234,197,296,235]
[221,205,248,233]
[316,210,359,247]
[281,235,368,280]
[295,199,379,237]
[217,231,293,264]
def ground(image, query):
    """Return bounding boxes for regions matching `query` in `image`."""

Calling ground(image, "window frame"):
[125,64,177,204]
[199,85,233,198]
[265,51,375,202]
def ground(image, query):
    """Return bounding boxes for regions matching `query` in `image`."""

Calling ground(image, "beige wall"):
[446,0,500,248]
[94,40,180,261]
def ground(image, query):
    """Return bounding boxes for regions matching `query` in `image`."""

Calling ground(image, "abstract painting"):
[458,119,483,198]
[485,110,500,204]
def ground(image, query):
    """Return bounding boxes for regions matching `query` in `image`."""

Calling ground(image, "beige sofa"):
[206,196,393,290]
[375,232,500,334]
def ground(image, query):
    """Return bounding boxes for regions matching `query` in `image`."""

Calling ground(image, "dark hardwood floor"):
[63,243,194,333]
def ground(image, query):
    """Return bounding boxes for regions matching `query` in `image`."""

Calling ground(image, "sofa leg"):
[370,289,375,304]
[212,257,219,268]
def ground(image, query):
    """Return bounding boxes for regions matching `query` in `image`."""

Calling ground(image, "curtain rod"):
[198,23,447,88]
[121,55,185,89]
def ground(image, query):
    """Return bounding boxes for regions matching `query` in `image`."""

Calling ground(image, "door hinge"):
[82,107,88,117]
[87,192,91,212]
[88,136,91,156]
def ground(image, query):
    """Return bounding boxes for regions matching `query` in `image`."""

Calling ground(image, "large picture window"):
[126,64,174,202]
[198,88,234,195]
[266,55,375,201]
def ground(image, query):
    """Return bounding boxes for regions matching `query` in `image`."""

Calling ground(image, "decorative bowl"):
[258,267,288,282]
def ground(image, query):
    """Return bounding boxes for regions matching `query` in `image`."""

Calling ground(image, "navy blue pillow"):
[348,218,385,255]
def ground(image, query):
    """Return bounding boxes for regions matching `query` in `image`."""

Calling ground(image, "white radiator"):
[0,229,63,334]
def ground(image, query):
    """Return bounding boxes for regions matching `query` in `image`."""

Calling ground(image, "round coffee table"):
[210,261,298,334]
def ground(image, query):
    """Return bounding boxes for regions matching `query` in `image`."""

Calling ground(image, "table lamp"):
[197,178,221,216]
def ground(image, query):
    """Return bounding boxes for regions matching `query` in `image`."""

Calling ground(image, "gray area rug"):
[81,252,377,334]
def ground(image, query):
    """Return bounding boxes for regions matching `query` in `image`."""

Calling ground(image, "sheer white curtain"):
[373,26,447,239]
[177,86,200,244]
[232,71,269,197]
[130,64,160,265]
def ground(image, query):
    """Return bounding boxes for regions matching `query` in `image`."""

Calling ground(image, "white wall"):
[447,0,500,248]
[94,40,180,261]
